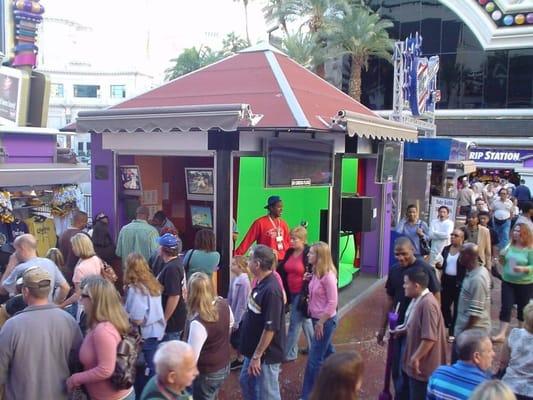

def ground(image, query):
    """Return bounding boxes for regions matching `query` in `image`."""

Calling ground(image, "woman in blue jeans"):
[277,226,314,361]
[186,272,232,400]
[492,187,514,250]
[123,253,167,395]
[301,242,339,400]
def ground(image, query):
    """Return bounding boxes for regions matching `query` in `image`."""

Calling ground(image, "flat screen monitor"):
[265,137,334,187]
[190,205,213,228]
[375,142,403,183]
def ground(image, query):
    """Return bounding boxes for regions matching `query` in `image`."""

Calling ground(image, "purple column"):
[360,159,393,276]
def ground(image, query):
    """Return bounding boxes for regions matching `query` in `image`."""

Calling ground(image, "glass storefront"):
[360,0,533,109]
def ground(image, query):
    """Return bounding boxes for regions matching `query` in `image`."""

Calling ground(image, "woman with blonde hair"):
[469,380,516,400]
[278,225,314,361]
[492,222,533,342]
[186,272,232,400]
[500,300,533,400]
[66,276,134,400]
[124,253,166,394]
[60,233,103,317]
[310,351,364,400]
[301,241,339,400]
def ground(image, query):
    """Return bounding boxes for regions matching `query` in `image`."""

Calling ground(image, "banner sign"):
[429,197,457,226]
[469,148,533,164]
[402,33,440,116]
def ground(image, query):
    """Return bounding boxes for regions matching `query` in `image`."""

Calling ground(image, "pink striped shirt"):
[308,271,338,319]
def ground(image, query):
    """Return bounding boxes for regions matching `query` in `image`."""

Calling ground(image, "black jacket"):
[440,245,467,286]
[277,245,312,304]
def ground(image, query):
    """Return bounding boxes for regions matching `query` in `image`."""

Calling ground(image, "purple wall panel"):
[361,159,380,275]
[3,134,55,163]
[90,133,117,237]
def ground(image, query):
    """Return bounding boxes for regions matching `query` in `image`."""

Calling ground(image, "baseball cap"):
[158,233,179,249]
[22,266,51,289]
[264,195,282,209]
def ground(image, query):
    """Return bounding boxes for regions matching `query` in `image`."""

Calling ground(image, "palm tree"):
[221,32,250,56]
[326,5,394,101]
[281,31,325,69]
[263,0,290,34]
[165,46,221,81]
[234,0,252,44]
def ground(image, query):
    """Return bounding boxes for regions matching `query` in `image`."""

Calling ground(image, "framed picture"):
[119,165,142,195]
[185,168,214,200]
[190,204,213,228]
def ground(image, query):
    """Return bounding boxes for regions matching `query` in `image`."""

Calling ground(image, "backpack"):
[110,325,142,390]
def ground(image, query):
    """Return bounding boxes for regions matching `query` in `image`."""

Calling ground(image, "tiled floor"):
[218,275,510,400]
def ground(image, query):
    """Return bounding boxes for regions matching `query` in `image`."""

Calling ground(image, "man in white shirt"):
[429,206,455,268]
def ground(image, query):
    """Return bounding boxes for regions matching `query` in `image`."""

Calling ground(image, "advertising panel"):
[469,148,533,164]
[429,196,457,226]
[0,66,31,126]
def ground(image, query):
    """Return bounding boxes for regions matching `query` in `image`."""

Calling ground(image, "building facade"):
[37,17,154,158]
[360,0,533,186]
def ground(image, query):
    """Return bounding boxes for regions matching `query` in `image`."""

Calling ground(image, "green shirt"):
[184,249,220,279]
[140,376,192,400]
[502,245,533,284]
[116,220,159,263]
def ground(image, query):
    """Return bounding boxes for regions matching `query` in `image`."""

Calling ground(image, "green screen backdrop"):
[236,157,329,246]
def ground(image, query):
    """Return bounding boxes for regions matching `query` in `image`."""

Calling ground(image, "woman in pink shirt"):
[66,276,135,400]
[60,233,103,319]
[301,241,338,400]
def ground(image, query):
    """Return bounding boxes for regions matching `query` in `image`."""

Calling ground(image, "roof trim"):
[76,104,262,133]
[0,163,90,186]
[333,110,418,142]
[264,51,310,127]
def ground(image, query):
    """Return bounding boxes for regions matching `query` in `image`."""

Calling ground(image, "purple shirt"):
[308,271,338,319]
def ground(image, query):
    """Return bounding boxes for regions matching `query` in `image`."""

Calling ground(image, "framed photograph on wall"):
[185,168,214,201]
[190,204,213,228]
[119,165,142,196]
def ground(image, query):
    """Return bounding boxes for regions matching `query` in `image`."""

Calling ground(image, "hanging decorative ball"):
[485,2,495,12]
[492,10,503,20]
[515,14,526,24]
[526,13,533,24]
[503,15,514,25]
[478,0,488,5]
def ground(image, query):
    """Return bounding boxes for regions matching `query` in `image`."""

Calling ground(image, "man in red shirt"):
[235,196,290,259]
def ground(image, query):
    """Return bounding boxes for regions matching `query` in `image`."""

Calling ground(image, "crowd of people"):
[0,181,530,400]
[384,177,533,400]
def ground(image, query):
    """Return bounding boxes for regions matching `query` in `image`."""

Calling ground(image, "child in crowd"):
[228,256,251,370]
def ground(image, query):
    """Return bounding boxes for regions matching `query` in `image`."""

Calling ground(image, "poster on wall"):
[119,165,142,196]
[185,168,214,201]
[190,204,213,228]
[429,196,457,225]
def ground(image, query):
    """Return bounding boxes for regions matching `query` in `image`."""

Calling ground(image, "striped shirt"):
[454,266,491,337]
[427,361,489,400]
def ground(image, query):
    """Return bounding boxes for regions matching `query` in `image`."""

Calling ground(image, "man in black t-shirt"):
[377,237,441,400]
[239,244,285,400]
[157,233,187,341]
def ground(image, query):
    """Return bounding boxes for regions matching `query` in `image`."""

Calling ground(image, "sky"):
[42,0,270,80]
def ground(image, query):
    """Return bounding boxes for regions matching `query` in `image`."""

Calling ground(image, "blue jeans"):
[193,364,230,400]
[392,336,409,400]
[494,218,511,250]
[301,315,338,400]
[408,377,427,400]
[135,338,160,395]
[239,357,281,400]
[162,331,182,342]
[286,293,313,360]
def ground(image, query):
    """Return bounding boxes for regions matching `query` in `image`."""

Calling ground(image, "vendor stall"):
[80,44,416,295]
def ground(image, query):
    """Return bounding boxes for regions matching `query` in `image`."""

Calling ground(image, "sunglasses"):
[80,293,91,300]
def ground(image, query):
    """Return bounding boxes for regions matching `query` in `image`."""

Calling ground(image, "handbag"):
[101,261,118,283]
[68,387,88,400]
[419,236,431,256]
[296,261,311,318]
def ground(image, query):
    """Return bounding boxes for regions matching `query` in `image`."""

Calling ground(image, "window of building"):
[110,85,126,98]
[73,84,100,98]
[51,83,64,98]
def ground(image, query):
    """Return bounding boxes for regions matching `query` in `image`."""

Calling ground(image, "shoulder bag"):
[110,325,142,390]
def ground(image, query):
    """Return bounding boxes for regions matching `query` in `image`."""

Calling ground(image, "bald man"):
[141,340,198,399]
[0,234,70,304]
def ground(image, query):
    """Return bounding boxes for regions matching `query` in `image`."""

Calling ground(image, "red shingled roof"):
[110,44,378,130]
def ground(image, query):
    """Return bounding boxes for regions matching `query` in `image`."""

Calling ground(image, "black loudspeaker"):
[341,196,375,232]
